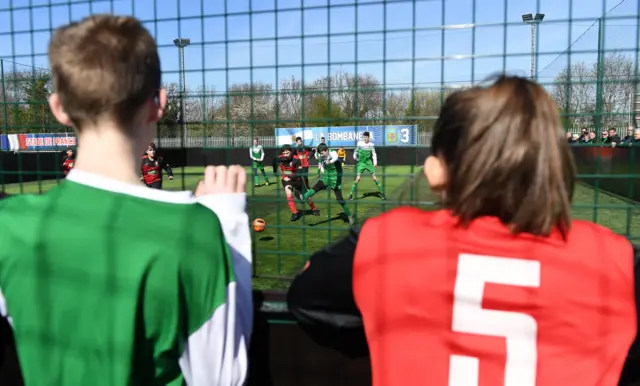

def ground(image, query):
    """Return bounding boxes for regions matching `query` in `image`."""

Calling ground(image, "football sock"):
[341,203,352,217]
[349,182,358,196]
[307,199,317,211]
[286,196,297,213]
[253,168,259,185]
[262,169,269,183]
[375,180,384,194]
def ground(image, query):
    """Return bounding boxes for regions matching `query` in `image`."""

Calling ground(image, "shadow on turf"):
[259,236,275,242]
[307,212,350,227]
[351,192,382,201]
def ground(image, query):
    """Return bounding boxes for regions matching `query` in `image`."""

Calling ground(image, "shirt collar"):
[66,168,195,204]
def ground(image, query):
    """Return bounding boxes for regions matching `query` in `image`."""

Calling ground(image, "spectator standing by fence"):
[0,15,253,386]
[621,127,636,146]
[287,75,639,386]
[608,128,622,147]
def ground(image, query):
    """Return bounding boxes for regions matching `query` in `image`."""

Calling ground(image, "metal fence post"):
[0,59,9,137]
[595,17,605,133]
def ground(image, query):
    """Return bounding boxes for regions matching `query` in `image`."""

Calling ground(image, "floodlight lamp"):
[534,13,545,21]
[522,14,533,22]
[173,38,191,47]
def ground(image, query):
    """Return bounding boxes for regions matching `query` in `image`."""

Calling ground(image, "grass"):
[2,165,639,290]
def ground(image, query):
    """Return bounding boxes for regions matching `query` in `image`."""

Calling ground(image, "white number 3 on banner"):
[400,128,410,143]
[449,254,541,386]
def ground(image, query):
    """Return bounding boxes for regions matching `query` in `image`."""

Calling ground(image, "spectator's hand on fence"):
[195,165,246,197]
[612,142,617,148]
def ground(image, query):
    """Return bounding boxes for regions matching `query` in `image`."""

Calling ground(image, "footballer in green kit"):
[303,143,355,225]
[249,137,270,187]
[348,131,385,200]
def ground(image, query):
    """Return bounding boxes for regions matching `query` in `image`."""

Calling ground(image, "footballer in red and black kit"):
[293,136,315,188]
[274,144,319,221]
[141,143,173,189]
[62,148,75,176]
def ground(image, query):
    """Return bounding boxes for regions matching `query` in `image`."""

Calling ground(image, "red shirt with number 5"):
[352,207,637,386]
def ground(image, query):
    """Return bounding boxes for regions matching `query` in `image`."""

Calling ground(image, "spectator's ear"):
[49,93,73,127]
[424,155,446,191]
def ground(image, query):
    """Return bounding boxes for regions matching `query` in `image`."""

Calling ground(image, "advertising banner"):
[274,125,418,148]
[0,133,76,152]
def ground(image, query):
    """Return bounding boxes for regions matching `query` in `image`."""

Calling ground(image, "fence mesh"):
[0,0,639,289]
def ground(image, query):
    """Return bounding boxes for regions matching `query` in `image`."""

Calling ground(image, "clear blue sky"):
[0,0,637,95]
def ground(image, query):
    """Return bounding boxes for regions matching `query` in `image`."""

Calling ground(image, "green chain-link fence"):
[0,0,639,289]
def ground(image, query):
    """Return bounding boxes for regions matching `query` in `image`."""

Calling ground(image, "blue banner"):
[274,125,418,148]
[0,133,76,151]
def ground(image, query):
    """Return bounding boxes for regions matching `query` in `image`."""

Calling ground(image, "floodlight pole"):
[173,38,191,144]
[522,13,545,80]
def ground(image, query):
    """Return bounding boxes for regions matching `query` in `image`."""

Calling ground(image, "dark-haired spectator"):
[578,128,589,142]
[287,75,640,386]
[608,128,621,147]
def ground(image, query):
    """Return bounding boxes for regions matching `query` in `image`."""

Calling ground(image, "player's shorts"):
[320,173,342,190]
[252,161,265,169]
[146,180,162,190]
[282,178,304,191]
[357,162,375,175]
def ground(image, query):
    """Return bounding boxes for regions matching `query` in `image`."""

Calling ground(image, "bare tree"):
[185,85,222,123]
[157,82,182,138]
[404,88,447,132]
[333,70,383,120]
[226,82,275,137]
[552,53,635,129]
[384,90,411,124]
[278,76,303,126]
[598,52,635,129]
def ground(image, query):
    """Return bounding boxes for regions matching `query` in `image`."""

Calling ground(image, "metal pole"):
[595,18,605,133]
[0,59,9,138]
[531,23,535,80]
[179,46,187,145]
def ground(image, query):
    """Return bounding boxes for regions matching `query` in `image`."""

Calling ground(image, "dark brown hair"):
[431,75,576,238]
[49,14,161,130]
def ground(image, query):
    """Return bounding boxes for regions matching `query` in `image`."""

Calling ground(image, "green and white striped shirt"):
[0,169,252,386]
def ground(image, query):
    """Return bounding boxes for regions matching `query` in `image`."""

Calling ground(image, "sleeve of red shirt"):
[286,227,368,357]
[620,244,640,384]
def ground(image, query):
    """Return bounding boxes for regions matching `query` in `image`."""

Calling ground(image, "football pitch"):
[2,165,639,290]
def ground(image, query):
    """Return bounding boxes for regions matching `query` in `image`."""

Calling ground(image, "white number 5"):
[449,254,540,386]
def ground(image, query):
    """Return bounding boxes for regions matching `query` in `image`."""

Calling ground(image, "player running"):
[276,144,319,221]
[348,131,385,200]
[62,148,75,176]
[303,143,355,225]
[314,136,326,176]
[294,136,315,188]
[141,142,173,189]
[287,75,640,386]
[249,137,270,187]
